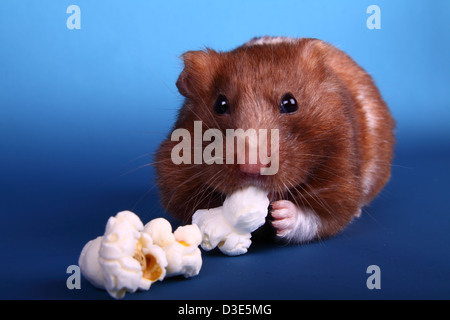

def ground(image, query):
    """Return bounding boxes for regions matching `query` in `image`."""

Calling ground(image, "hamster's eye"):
[279,93,298,114]
[214,94,230,115]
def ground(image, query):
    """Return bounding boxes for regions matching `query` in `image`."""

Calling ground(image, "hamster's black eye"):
[279,93,298,114]
[214,94,230,115]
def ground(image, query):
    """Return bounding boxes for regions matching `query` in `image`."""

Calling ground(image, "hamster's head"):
[170,38,356,203]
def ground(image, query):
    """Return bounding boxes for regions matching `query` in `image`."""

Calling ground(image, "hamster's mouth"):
[204,165,309,204]
[237,171,271,187]
[235,172,309,202]
[238,171,264,179]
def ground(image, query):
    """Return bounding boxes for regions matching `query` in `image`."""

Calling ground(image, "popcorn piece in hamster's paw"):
[163,224,203,278]
[222,186,269,234]
[79,236,105,289]
[192,187,269,256]
[193,207,252,256]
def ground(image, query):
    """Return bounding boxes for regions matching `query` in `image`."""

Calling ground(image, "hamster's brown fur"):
[154,36,395,243]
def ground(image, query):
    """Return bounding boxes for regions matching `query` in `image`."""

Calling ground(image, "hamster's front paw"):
[270,200,321,244]
[270,200,299,238]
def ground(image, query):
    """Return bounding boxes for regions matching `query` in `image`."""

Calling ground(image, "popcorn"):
[222,186,270,234]
[166,225,202,277]
[78,187,269,298]
[192,186,269,256]
[79,212,202,299]
[143,218,175,247]
[144,219,203,278]
[78,236,104,289]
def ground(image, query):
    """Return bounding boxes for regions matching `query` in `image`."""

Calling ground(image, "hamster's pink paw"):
[270,200,299,238]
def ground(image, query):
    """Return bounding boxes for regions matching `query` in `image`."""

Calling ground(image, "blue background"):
[0,0,449,299]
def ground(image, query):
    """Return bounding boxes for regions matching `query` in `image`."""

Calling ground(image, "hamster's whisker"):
[203,169,227,209]
[285,178,310,210]
[290,162,356,183]
[190,167,225,212]
[286,176,337,221]
[297,152,354,162]
[295,126,341,144]
[201,93,223,132]
[123,153,152,166]
[283,181,302,210]
[184,85,220,131]
[131,183,159,213]
[164,166,213,212]
[111,163,154,180]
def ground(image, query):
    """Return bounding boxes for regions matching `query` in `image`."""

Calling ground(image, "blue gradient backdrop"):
[0,0,449,299]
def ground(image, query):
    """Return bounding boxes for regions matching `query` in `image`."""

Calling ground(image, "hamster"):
[154,36,395,244]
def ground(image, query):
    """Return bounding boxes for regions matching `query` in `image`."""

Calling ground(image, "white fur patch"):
[284,206,321,244]
[357,92,378,134]
[244,36,298,47]
[357,91,380,196]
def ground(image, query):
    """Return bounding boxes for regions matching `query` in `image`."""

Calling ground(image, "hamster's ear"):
[176,49,219,99]
[295,38,328,75]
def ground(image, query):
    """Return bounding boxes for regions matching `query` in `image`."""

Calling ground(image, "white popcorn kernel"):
[79,211,170,299]
[78,236,105,289]
[192,207,230,251]
[163,224,203,278]
[222,186,269,234]
[192,208,252,256]
[143,218,176,247]
[99,211,146,299]
[115,210,144,232]
[217,232,252,256]
[192,186,269,256]
[164,242,202,278]
[174,224,202,248]
[143,219,203,278]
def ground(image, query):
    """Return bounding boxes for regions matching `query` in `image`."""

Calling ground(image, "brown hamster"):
[154,36,395,244]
